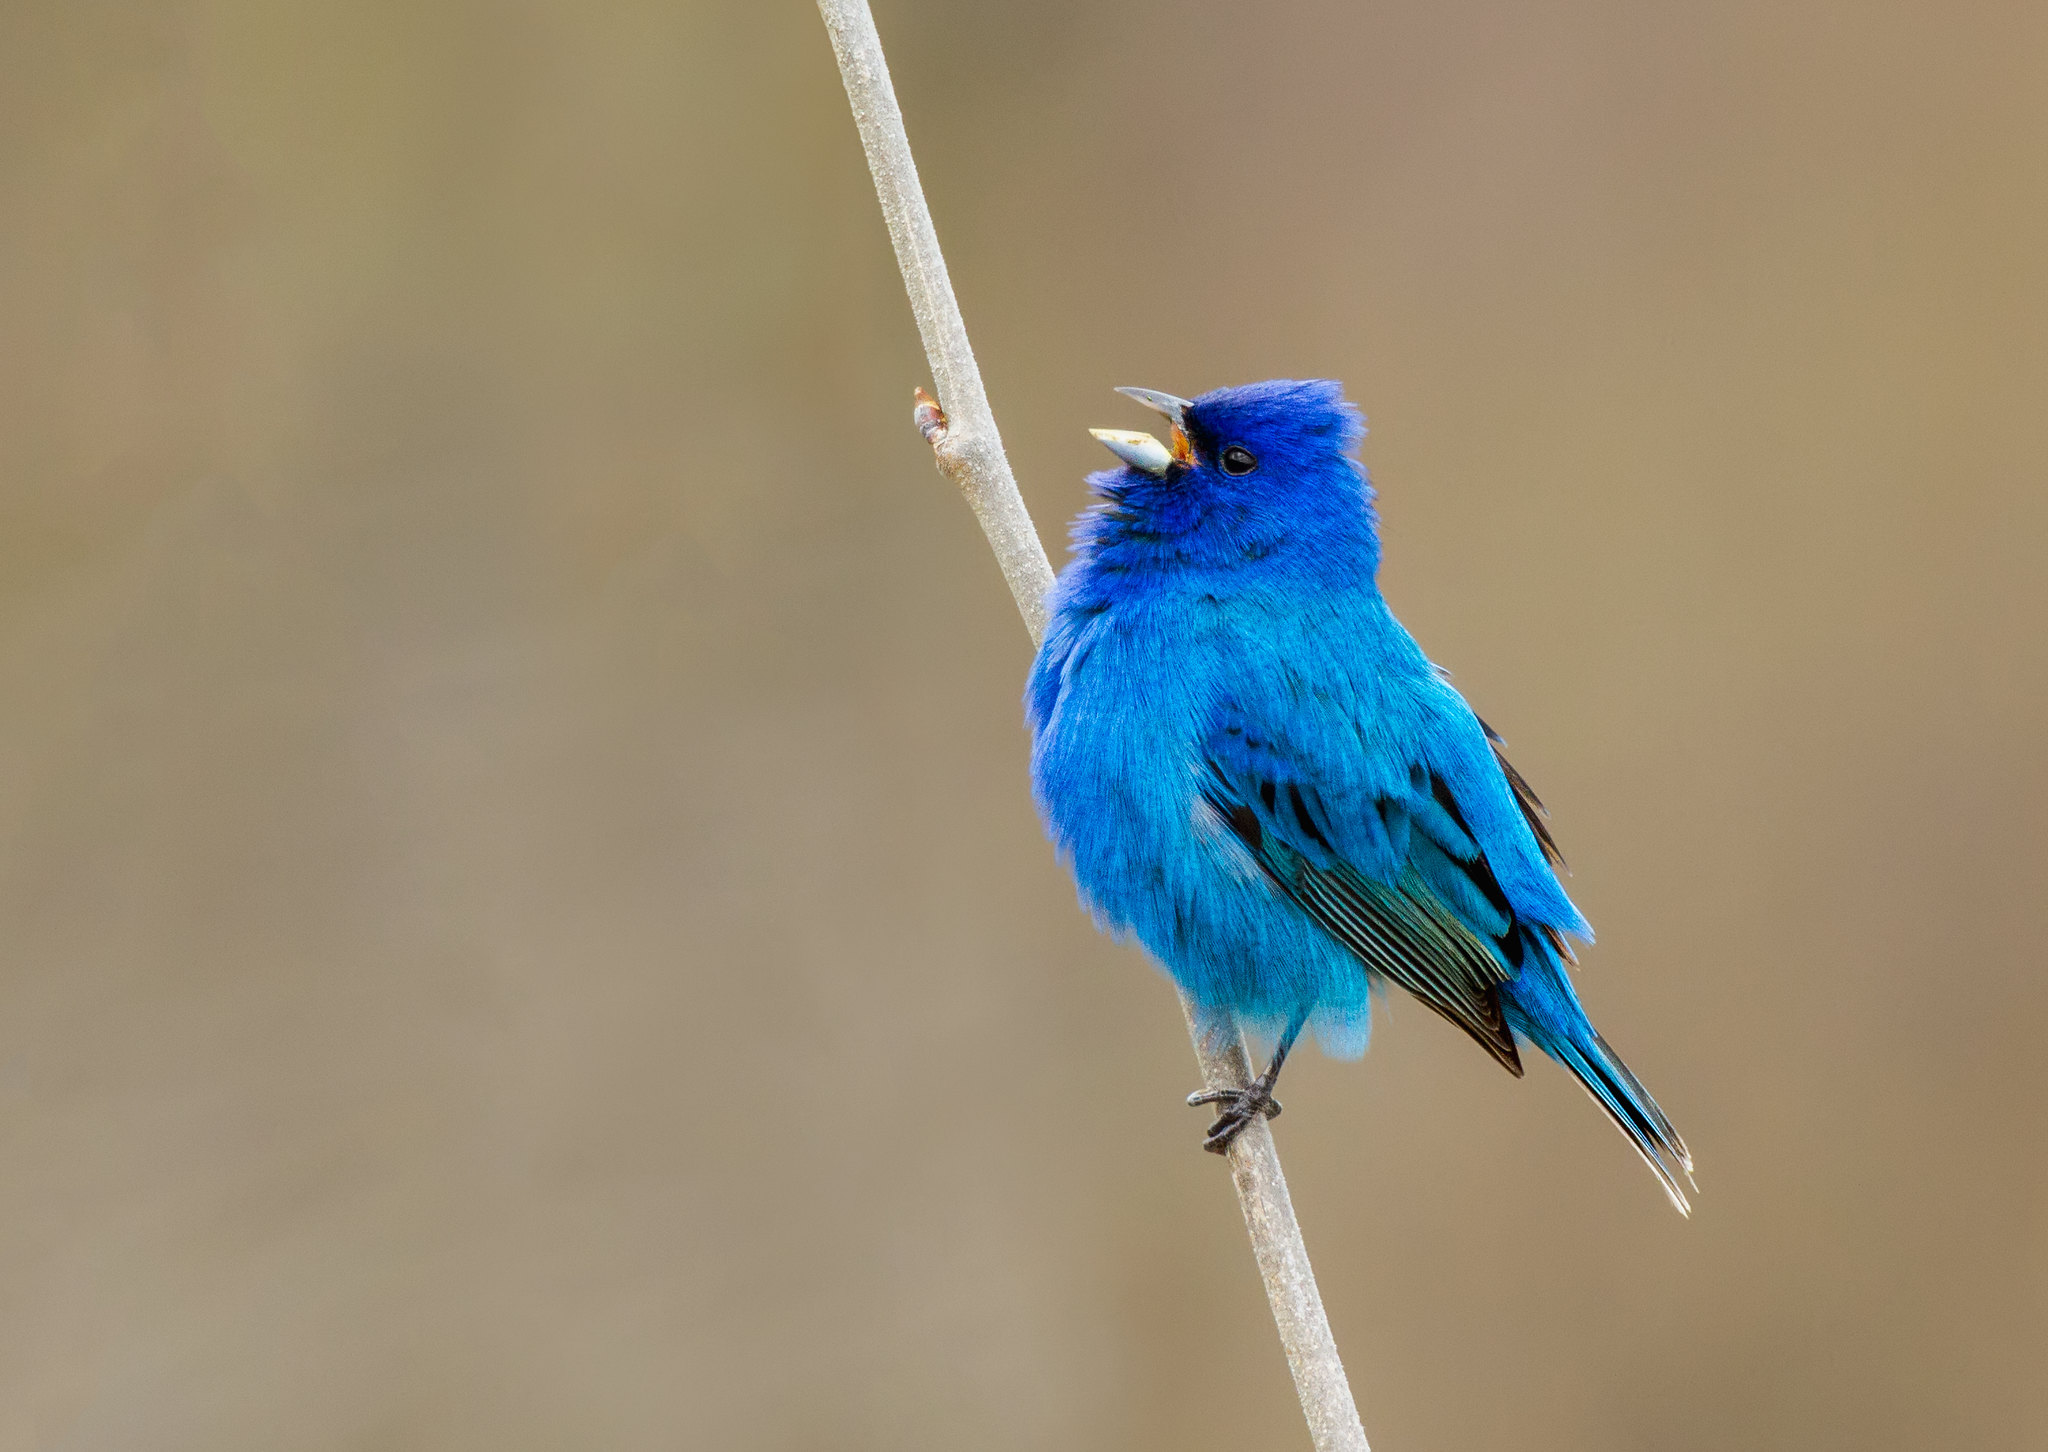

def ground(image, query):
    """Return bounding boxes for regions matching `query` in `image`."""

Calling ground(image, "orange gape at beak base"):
[1094,387,1197,476]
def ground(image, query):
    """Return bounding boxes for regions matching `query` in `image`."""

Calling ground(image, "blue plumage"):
[1028,380,1692,1212]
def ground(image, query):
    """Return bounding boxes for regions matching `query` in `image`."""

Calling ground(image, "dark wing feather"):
[1477,716,1563,868]
[1200,762,1524,1075]
[1474,717,1574,962]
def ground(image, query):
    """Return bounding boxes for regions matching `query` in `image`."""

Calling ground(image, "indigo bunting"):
[1027,380,1692,1212]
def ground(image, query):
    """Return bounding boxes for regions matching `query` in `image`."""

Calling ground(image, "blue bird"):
[1027,380,1693,1212]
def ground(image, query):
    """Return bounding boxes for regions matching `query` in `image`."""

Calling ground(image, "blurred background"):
[2,0,2043,1447]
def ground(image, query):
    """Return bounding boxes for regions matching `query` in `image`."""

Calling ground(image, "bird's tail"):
[1501,952,1694,1216]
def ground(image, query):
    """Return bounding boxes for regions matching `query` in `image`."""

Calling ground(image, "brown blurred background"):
[2,1,2043,1447]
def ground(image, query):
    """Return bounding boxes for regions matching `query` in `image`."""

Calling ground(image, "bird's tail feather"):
[1502,956,1694,1215]
[1548,1029,1694,1216]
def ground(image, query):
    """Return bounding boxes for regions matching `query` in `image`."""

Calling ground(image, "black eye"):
[1220,444,1258,476]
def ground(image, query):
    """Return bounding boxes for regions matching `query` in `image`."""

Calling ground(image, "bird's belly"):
[1034,625,1368,1037]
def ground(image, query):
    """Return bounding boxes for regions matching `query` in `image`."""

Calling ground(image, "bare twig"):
[816,4,1368,1448]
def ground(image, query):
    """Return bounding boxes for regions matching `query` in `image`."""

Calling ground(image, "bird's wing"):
[1477,715,1563,870]
[1200,701,1526,1075]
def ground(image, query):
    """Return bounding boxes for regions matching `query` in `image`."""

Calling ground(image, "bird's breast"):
[1031,596,1231,908]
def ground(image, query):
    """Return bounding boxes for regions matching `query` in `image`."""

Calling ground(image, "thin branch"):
[815,4,1369,1448]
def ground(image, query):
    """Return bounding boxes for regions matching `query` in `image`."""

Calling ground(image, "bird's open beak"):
[1115,387,1191,427]
[1091,387,1195,476]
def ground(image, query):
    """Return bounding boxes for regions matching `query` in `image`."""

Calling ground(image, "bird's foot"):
[1186,1079,1282,1154]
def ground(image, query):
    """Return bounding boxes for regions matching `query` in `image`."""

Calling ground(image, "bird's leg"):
[1187,1008,1310,1155]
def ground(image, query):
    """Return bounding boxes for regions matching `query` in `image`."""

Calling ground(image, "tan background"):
[3,1,2044,1447]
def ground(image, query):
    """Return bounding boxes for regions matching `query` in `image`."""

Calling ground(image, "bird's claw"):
[1185,1087,1283,1115]
[1187,1082,1282,1154]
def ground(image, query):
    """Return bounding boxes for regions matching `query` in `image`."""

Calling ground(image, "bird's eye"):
[1220,445,1258,476]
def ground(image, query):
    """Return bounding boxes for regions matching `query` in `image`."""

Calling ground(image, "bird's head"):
[1086,379,1375,570]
